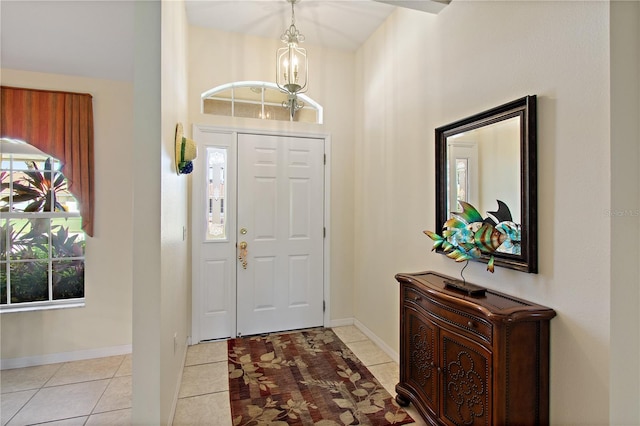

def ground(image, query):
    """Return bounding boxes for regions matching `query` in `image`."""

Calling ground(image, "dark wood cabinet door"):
[440,329,491,426]
[405,307,438,415]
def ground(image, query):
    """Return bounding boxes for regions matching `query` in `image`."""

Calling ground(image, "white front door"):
[192,127,325,342]
[236,133,325,337]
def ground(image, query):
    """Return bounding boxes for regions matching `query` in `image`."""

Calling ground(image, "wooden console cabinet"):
[395,271,556,426]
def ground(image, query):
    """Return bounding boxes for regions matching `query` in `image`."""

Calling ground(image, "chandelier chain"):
[281,0,305,44]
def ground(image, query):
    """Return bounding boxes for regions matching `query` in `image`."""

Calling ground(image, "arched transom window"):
[201,81,323,124]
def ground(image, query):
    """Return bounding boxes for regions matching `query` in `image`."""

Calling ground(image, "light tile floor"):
[1,355,132,426]
[1,326,426,425]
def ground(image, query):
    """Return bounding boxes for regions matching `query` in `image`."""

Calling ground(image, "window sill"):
[0,299,85,314]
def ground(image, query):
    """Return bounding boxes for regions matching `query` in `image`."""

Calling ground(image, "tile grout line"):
[113,355,128,379]
[177,388,229,401]
[83,354,128,419]
[85,407,132,424]
[41,362,66,388]
[184,359,228,368]
[89,377,113,417]
[4,389,38,426]
[366,360,399,368]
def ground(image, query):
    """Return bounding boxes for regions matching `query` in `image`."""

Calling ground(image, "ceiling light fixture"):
[276,0,308,119]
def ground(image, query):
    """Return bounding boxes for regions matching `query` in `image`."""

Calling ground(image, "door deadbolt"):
[240,228,248,235]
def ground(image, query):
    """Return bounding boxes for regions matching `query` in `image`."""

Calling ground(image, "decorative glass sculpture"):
[425,200,521,273]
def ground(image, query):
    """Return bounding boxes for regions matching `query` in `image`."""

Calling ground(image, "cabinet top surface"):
[396,271,556,321]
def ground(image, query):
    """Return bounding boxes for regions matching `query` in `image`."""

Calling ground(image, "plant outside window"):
[1,141,85,309]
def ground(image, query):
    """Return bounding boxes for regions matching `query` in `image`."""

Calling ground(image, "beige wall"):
[609,1,640,423]
[131,1,191,424]
[354,6,439,359]
[160,0,191,423]
[187,26,356,323]
[0,69,133,361]
[131,2,162,424]
[355,2,621,424]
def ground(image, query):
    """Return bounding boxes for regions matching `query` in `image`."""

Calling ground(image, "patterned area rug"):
[228,328,413,426]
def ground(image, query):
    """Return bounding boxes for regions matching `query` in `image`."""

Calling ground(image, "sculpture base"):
[444,279,486,296]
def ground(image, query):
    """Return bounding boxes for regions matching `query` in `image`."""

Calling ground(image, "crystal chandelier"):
[276,0,308,118]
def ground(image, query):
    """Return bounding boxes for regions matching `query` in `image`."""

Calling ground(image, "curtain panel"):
[0,86,95,236]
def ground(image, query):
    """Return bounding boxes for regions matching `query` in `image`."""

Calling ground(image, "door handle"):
[238,241,248,269]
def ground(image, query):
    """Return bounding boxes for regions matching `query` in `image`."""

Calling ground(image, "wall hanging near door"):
[175,122,198,175]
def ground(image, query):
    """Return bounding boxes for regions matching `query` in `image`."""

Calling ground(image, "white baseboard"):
[329,317,354,328]
[353,319,399,364]
[329,317,399,364]
[1,344,132,370]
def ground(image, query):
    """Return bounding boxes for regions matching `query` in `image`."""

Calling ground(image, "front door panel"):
[236,133,324,336]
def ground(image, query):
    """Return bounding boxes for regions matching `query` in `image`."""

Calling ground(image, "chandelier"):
[276,0,308,118]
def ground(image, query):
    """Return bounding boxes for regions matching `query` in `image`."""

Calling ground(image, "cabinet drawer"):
[404,286,492,343]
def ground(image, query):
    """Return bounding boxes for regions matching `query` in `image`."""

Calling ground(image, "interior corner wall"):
[131,1,190,425]
[354,3,613,423]
[0,69,133,362]
[132,1,162,424]
[353,5,440,366]
[610,1,640,423]
[160,1,191,424]
[187,26,356,322]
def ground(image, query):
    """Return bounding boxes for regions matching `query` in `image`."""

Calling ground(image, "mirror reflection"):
[447,116,521,254]
[435,95,537,273]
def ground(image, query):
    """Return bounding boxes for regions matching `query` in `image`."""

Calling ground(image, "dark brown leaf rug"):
[228,328,413,425]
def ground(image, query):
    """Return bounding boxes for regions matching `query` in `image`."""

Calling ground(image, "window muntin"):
[1,140,85,312]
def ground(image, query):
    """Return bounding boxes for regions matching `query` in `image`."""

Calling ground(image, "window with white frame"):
[201,81,323,124]
[1,139,85,312]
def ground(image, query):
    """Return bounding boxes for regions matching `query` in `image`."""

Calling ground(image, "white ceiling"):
[0,1,135,81]
[0,0,446,82]
[185,1,396,52]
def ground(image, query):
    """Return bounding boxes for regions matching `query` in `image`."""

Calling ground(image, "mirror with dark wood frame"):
[435,95,537,273]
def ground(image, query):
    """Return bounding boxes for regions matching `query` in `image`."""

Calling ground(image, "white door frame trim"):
[190,124,331,343]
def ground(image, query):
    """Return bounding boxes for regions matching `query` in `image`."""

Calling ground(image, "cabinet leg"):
[395,393,410,407]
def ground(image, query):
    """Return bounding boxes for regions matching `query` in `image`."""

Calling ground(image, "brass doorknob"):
[238,241,248,269]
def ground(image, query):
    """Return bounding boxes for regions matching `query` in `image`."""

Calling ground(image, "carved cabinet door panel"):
[405,308,438,417]
[440,329,492,426]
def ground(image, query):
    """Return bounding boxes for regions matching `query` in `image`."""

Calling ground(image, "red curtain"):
[1,86,95,236]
